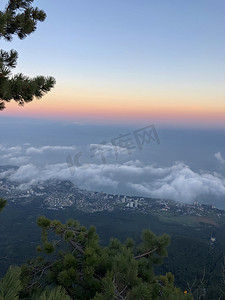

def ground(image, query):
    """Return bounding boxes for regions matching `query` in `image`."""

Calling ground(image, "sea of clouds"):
[1,143,225,206]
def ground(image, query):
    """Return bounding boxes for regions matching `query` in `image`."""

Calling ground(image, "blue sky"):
[1,0,225,126]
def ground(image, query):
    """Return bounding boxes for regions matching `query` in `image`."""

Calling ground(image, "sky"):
[1,0,225,127]
[1,1,225,209]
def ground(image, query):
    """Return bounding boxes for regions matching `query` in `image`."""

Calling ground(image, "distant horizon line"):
[1,113,225,130]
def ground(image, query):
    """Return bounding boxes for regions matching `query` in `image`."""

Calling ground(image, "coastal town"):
[0,166,224,223]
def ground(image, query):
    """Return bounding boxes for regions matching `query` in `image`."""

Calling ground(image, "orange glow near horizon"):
[1,86,225,127]
[2,102,225,129]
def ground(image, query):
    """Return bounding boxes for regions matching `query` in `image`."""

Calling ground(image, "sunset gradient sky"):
[1,0,225,127]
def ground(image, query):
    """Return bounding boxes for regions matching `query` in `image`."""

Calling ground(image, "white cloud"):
[215,152,225,165]
[26,145,77,155]
[1,143,225,205]
[0,144,79,166]
[2,160,225,204]
[0,145,22,154]
[127,164,225,202]
[8,146,22,153]
[9,156,30,164]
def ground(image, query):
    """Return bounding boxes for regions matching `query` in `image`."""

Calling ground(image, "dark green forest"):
[0,200,195,299]
[1,199,225,299]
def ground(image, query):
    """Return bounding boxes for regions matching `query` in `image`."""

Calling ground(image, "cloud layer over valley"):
[1,143,225,206]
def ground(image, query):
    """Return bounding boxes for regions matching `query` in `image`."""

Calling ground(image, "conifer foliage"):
[0,266,21,300]
[14,216,192,300]
[0,198,7,212]
[0,0,55,111]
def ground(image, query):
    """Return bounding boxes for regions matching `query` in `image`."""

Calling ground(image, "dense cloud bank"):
[1,143,225,204]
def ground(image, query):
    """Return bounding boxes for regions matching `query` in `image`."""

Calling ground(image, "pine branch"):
[0,266,22,299]
[0,2,56,111]
[69,240,85,255]
[0,74,56,110]
[134,247,158,259]
[32,286,72,300]
[0,0,46,41]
